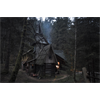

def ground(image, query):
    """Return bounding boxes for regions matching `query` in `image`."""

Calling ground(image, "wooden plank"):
[45,66,51,68]
[45,71,51,74]
[45,71,51,73]
[45,68,52,70]
[45,65,52,68]
[45,67,52,69]
[51,70,55,71]
[45,67,51,69]
[45,69,51,72]
[51,68,55,70]
[45,74,51,77]
[46,67,54,69]
[45,73,51,75]
[51,71,55,73]
[46,67,52,69]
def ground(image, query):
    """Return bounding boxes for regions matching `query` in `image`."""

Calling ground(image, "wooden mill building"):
[22,21,66,78]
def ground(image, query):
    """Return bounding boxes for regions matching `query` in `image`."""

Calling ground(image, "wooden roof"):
[35,33,49,44]
[26,46,67,65]
[35,44,58,65]
[54,50,66,60]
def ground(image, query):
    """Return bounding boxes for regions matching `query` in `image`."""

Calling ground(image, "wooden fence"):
[82,67,100,83]
[87,72,100,83]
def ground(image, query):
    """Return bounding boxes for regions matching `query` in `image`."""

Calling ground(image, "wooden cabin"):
[24,46,67,78]
[21,21,67,78]
[54,50,66,70]
[34,44,58,77]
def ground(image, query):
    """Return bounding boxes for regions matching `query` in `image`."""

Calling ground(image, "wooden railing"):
[87,72,100,83]
[82,67,100,83]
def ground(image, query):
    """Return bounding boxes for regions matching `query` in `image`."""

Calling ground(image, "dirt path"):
[52,75,69,82]
[28,74,69,82]
[15,69,69,83]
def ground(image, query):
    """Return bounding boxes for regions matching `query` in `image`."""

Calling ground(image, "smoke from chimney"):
[42,21,52,44]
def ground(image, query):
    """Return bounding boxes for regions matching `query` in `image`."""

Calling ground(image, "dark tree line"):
[1,18,23,73]
[39,17,75,74]
[1,17,37,82]
[0,17,99,82]
[41,17,99,79]
[75,17,99,72]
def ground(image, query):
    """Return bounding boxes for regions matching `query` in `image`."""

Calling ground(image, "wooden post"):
[82,67,90,83]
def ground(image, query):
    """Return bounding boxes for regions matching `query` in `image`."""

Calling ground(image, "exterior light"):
[56,65,59,69]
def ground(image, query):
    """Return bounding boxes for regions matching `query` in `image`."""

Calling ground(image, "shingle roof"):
[53,50,66,60]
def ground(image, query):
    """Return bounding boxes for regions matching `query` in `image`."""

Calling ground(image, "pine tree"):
[9,18,27,82]
[9,17,36,82]
[75,17,99,75]
[73,17,77,82]
[1,18,23,73]
[51,17,73,60]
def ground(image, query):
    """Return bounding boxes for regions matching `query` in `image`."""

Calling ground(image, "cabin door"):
[45,63,55,77]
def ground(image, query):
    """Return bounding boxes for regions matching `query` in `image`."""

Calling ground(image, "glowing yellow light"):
[56,65,59,69]
[58,62,60,65]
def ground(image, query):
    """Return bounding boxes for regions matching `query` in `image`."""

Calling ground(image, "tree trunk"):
[74,17,77,82]
[2,48,5,64]
[1,30,5,64]
[92,57,95,82]
[1,52,3,64]
[4,30,11,73]
[9,18,27,82]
